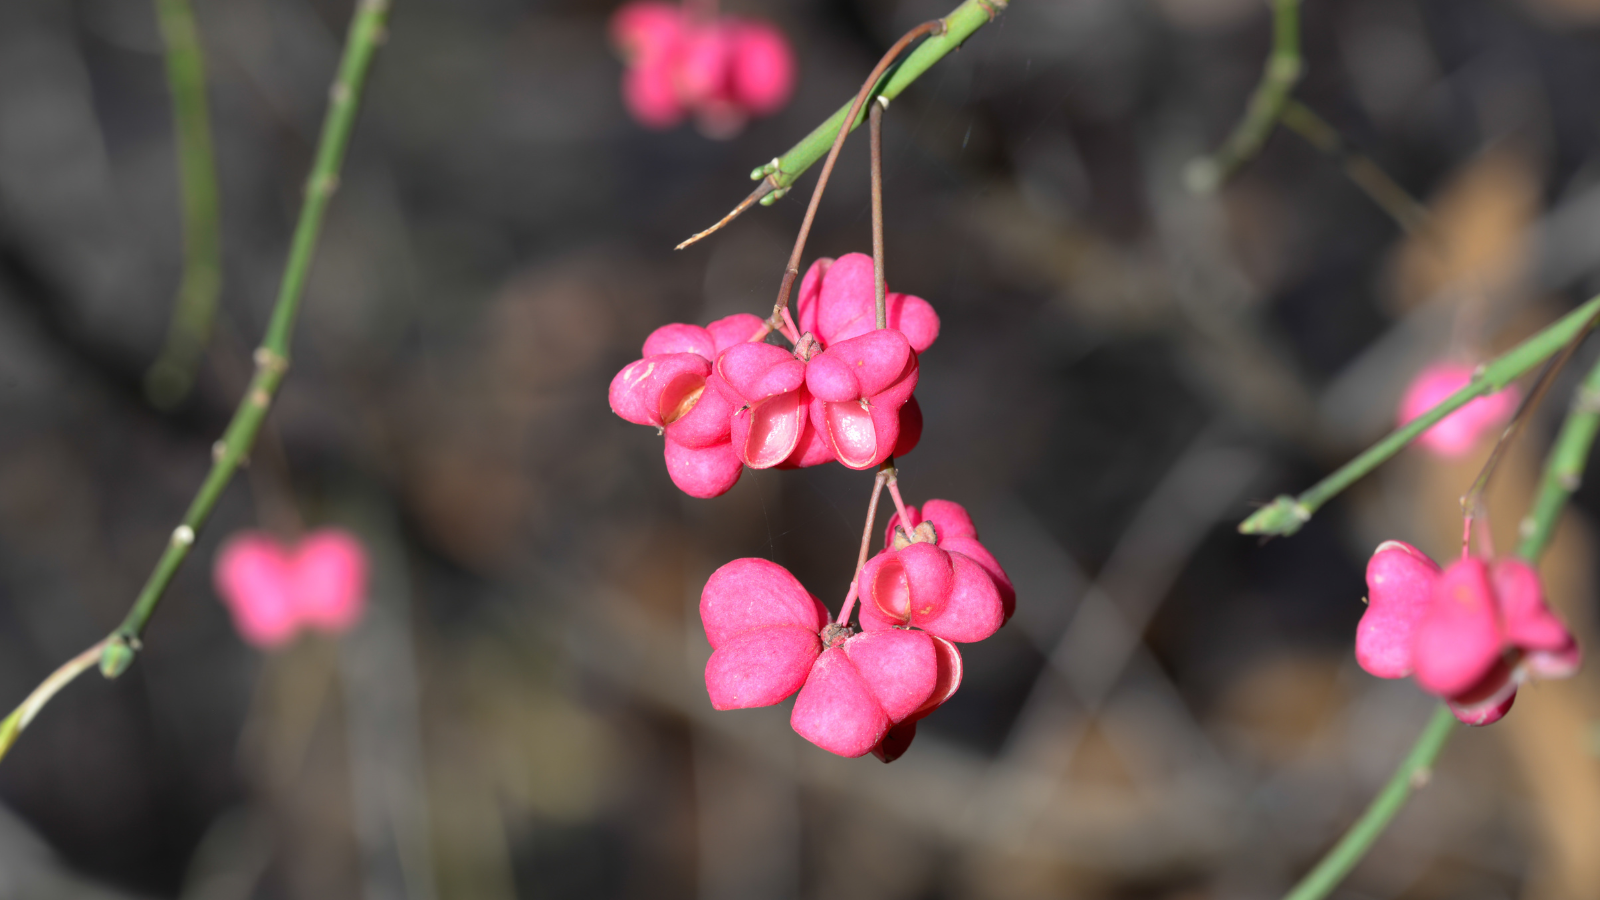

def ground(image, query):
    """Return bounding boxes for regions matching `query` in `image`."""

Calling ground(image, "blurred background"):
[4,0,1600,897]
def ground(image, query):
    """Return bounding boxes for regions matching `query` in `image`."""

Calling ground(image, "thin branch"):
[0,640,110,762]
[1517,354,1600,560]
[870,97,888,330]
[837,469,890,627]
[1278,101,1432,238]
[1240,294,1600,536]
[1279,704,1457,900]
[145,0,223,408]
[678,0,1007,248]
[1185,0,1302,193]
[69,0,386,693]
[762,20,945,332]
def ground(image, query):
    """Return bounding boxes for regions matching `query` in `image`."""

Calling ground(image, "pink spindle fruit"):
[700,558,829,710]
[884,499,1015,622]
[214,529,369,649]
[727,19,796,115]
[796,254,940,352]
[791,628,939,758]
[805,329,919,469]
[857,539,1004,644]
[609,313,762,497]
[1397,362,1519,458]
[1355,542,1581,725]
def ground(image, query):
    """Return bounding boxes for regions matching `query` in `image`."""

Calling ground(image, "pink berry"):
[213,529,369,648]
[711,342,810,469]
[1353,542,1581,726]
[871,634,962,762]
[1397,362,1520,458]
[791,628,938,758]
[795,254,940,352]
[609,315,763,497]
[609,1,683,62]
[700,558,829,710]
[1355,540,1441,679]
[805,329,918,469]
[884,500,1015,623]
[726,19,796,115]
[856,540,1004,644]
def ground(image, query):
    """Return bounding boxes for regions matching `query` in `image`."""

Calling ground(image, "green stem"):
[1278,101,1432,238]
[676,0,1006,248]
[93,0,391,681]
[1516,354,1600,561]
[145,0,223,409]
[0,640,109,762]
[1185,0,1301,193]
[1280,704,1457,900]
[1241,293,1600,536]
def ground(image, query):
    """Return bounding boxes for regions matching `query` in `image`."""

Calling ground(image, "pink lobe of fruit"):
[716,342,805,400]
[609,0,682,61]
[915,552,1004,643]
[727,19,795,114]
[942,535,1015,623]
[674,25,733,109]
[705,624,823,709]
[1397,362,1520,458]
[794,254,940,352]
[663,378,731,448]
[893,395,923,457]
[700,557,828,649]
[734,390,807,469]
[773,414,835,469]
[642,322,716,359]
[790,647,891,758]
[1492,558,1582,680]
[705,313,765,353]
[1449,689,1517,726]
[842,628,938,724]
[1355,540,1441,679]
[622,59,687,129]
[870,635,964,763]
[1413,558,1506,698]
[291,529,369,634]
[608,353,710,427]
[663,439,743,498]
[215,535,299,648]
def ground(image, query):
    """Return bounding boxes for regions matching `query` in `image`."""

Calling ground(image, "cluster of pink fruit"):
[609,0,796,137]
[1353,360,1574,724]
[609,253,935,498]
[610,253,1013,760]
[1358,541,1578,725]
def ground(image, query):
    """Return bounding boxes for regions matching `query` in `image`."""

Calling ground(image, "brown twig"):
[870,97,889,330]
[764,20,945,333]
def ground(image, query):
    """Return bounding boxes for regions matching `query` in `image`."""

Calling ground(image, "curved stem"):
[1240,294,1600,537]
[678,0,1006,249]
[837,470,890,626]
[93,0,392,681]
[0,640,110,763]
[1278,101,1432,239]
[1186,0,1301,193]
[762,20,945,332]
[1281,704,1457,900]
[145,0,223,409]
[1517,354,1600,561]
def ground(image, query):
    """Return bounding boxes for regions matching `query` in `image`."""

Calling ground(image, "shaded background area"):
[3,0,1600,897]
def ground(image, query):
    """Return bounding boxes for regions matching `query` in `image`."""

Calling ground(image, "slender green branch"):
[1241,294,1600,537]
[1281,704,1456,900]
[96,0,391,680]
[0,640,109,761]
[1516,354,1600,561]
[1278,101,1432,238]
[676,0,1006,249]
[1185,0,1301,193]
[145,0,223,409]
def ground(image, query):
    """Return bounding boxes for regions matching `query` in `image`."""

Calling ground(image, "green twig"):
[99,0,391,679]
[1278,101,1432,238]
[1185,0,1301,193]
[145,0,223,409]
[0,640,109,762]
[1516,354,1600,561]
[676,0,1006,249]
[1280,704,1456,900]
[0,0,391,764]
[1241,294,1600,537]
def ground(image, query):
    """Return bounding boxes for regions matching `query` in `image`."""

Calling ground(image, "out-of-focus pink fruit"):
[214,529,369,648]
[1397,362,1519,458]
